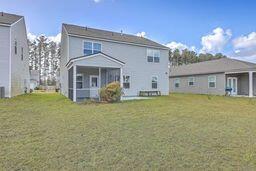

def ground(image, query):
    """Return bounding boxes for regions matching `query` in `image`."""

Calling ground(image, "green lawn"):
[1,93,256,170]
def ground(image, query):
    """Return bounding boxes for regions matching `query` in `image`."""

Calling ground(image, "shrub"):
[100,82,122,103]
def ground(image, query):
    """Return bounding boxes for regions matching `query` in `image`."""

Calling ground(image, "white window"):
[147,49,160,63]
[174,78,180,88]
[208,76,216,88]
[14,40,17,55]
[188,77,195,86]
[152,76,158,89]
[83,41,101,56]
[21,47,24,61]
[123,75,130,89]
[76,74,83,89]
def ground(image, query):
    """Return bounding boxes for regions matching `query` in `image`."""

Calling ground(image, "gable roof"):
[66,52,125,68]
[170,58,256,77]
[0,12,23,26]
[63,23,169,50]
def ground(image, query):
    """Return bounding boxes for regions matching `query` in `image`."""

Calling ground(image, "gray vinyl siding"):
[67,36,169,96]
[10,18,30,97]
[0,25,10,97]
[170,73,226,95]
[254,74,256,96]
[60,27,69,96]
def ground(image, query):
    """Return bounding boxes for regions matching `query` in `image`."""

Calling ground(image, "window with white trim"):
[21,47,24,61]
[123,75,130,89]
[14,40,17,55]
[208,76,216,88]
[147,49,160,63]
[152,76,158,89]
[188,77,195,86]
[174,78,180,88]
[83,41,101,56]
[76,74,83,89]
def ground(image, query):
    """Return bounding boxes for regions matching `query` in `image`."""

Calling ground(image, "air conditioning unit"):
[0,87,5,98]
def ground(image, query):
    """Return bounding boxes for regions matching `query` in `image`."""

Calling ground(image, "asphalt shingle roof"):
[170,58,256,77]
[63,23,168,49]
[0,12,23,25]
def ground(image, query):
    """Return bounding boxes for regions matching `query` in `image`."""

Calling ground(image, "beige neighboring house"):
[0,12,30,98]
[170,58,256,97]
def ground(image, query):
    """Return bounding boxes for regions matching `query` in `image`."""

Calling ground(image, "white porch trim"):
[249,71,253,98]
[73,65,77,102]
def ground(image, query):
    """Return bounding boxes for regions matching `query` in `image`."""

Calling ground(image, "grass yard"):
[1,93,256,170]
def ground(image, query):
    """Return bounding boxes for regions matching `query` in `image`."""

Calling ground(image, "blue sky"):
[1,0,256,62]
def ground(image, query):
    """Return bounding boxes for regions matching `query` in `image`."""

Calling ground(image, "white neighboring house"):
[30,70,39,90]
[60,24,170,102]
[0,12,30,98]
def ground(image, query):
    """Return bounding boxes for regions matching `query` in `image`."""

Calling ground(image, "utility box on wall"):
[0,87,5,98]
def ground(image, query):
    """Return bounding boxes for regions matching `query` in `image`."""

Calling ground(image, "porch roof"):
[66,52,125,69]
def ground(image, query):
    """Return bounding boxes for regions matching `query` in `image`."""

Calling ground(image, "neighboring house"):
[30,70,39,90]
[170,58,256,97]
[0,12,30,98]
[60,23,169,102]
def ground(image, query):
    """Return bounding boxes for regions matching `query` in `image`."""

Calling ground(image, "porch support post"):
[73,65,77,102]
[249,71,253,98]
[99,67,101,101]
[120,67,123,100]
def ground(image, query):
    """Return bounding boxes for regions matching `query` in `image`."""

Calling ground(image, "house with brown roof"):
[0,12,30,98]
[60,24,170,101]
[169,58,256,97]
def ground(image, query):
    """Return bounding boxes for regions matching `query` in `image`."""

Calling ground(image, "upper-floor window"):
[188,77,195,86]
[83,41,101,56]
[152,76,158,89]
[174,78,180,88]
[14,40,17,55]
[147,49,160,63]
[21,47,24,61]
[208,75,216,88]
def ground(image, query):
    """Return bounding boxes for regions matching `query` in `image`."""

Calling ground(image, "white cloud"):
[232,32,256,57]
[200,27,232,53]
[27,32,37,42]
[165,41,196,52]
[27,33,61,44]
[48,33,61,44]
[93,0,101,3]
[136,31,146,38]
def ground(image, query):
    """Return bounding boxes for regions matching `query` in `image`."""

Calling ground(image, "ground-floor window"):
[208,75,216,88]
[152,76,158,89]
[123,75,130,89]
[188,77,195,86]
[76,74,83,89]
[174,78,180,88]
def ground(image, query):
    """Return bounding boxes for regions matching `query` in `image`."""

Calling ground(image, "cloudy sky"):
[1,0,256,62]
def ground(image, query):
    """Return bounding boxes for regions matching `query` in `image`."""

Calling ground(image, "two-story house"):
[60,24,169,102]
[0,12,30,98]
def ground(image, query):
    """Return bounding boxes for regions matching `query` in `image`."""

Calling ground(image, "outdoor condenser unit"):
[0,87,5,98]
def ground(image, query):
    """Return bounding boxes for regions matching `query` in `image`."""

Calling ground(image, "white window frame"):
[147,49,160,63]
[188,77,195,86]
[123,75,131,89]
[83,41,102,56]
[174,78,180,88]
[208,75,216,88]
[151,76,158,89]
[90,75,99,88]
[76,74,83,89]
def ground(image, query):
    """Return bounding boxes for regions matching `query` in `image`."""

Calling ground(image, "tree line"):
[169,49,227,66]
[28,36,60,86]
